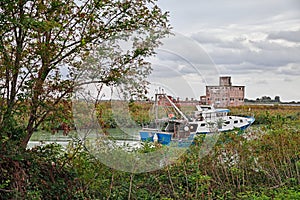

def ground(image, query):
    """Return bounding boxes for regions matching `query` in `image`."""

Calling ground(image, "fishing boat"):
[139,93,255,145]
[189,104,255,134]
[140,118,195,146]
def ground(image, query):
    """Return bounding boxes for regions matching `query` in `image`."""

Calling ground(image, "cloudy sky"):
[149,0,300,102]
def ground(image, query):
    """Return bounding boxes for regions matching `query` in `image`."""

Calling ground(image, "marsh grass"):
[1,105,299,199]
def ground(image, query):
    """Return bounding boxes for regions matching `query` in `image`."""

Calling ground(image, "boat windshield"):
[216,109,229,117]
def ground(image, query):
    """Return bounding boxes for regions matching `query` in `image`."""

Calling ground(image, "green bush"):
[1,107,299,199]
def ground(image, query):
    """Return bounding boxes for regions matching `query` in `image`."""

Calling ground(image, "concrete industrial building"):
[201,77,245,107]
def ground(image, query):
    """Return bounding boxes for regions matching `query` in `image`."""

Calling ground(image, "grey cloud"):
[218,62,273,75]
[283,77,293,82]
[216,40,246,50]
[159,0,300,32]
[191,32,222,44]
[249,40,288,51]
[155,0,300,101]
[198,34,300,71]
[268,30,300,43]
[192,32,246,49]
[277,63,300,76]
[146,33,219,82]
[244,46,300,67]
[256,80,268,85]
[199,41,290,74]
[150,63,180,78]
[157,34,214,66]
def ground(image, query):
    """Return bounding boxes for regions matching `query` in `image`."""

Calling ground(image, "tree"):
[0,0,170,148]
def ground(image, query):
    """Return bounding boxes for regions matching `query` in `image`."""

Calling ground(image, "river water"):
[27,129,142,150]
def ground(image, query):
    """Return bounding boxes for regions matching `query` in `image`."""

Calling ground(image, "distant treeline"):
[245,95,300,104]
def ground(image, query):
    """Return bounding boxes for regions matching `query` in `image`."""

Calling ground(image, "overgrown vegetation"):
[0,0,170,148]
[1,1,299,199]
[1,105,299,199]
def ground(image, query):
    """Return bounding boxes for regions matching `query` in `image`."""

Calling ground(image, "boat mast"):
[155,93,158,120]
[163,94,189,121]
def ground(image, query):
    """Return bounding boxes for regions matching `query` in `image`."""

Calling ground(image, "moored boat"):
[139,93,255,145]
[189,104,255,134]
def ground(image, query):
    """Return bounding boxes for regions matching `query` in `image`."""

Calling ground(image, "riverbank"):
[1,105,299,199]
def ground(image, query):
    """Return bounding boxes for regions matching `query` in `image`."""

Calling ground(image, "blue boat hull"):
[156,132,172,145]
[139,131,155,142]
[157,132,195,146]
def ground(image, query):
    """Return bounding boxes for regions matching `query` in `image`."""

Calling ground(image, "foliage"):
[0,0,170,148]
[95,100,154,130]
[1,106,299,198]
[0,143,84,199]
[70,106,300,199]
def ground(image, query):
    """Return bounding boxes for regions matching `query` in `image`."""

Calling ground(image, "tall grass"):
[1,105,299,199]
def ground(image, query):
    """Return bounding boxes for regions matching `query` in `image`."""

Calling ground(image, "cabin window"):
[201,123,206,127]
[234,120,238,124]
[225,121,230,125]
[240,119,243,123]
